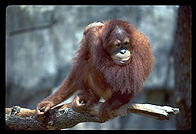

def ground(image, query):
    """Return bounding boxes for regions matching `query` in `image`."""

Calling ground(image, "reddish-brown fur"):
[36,19,154,122]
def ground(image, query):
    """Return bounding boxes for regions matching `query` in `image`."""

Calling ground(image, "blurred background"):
[6,5,191,130]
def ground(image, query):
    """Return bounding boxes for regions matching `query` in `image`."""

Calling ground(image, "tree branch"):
[5,103,179,130]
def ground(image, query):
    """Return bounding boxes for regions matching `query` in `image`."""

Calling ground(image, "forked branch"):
[5,103,179,130]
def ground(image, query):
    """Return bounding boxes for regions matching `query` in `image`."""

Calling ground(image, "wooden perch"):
[5,103,179,130]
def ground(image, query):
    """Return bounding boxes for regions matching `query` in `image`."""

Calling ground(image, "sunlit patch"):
[115,26,123,34]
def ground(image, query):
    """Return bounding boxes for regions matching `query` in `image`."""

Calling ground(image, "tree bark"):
[174,6,192,130]
[5,103,179,130]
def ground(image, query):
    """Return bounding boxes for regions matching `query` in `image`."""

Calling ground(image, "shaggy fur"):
[37,20,154,121]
